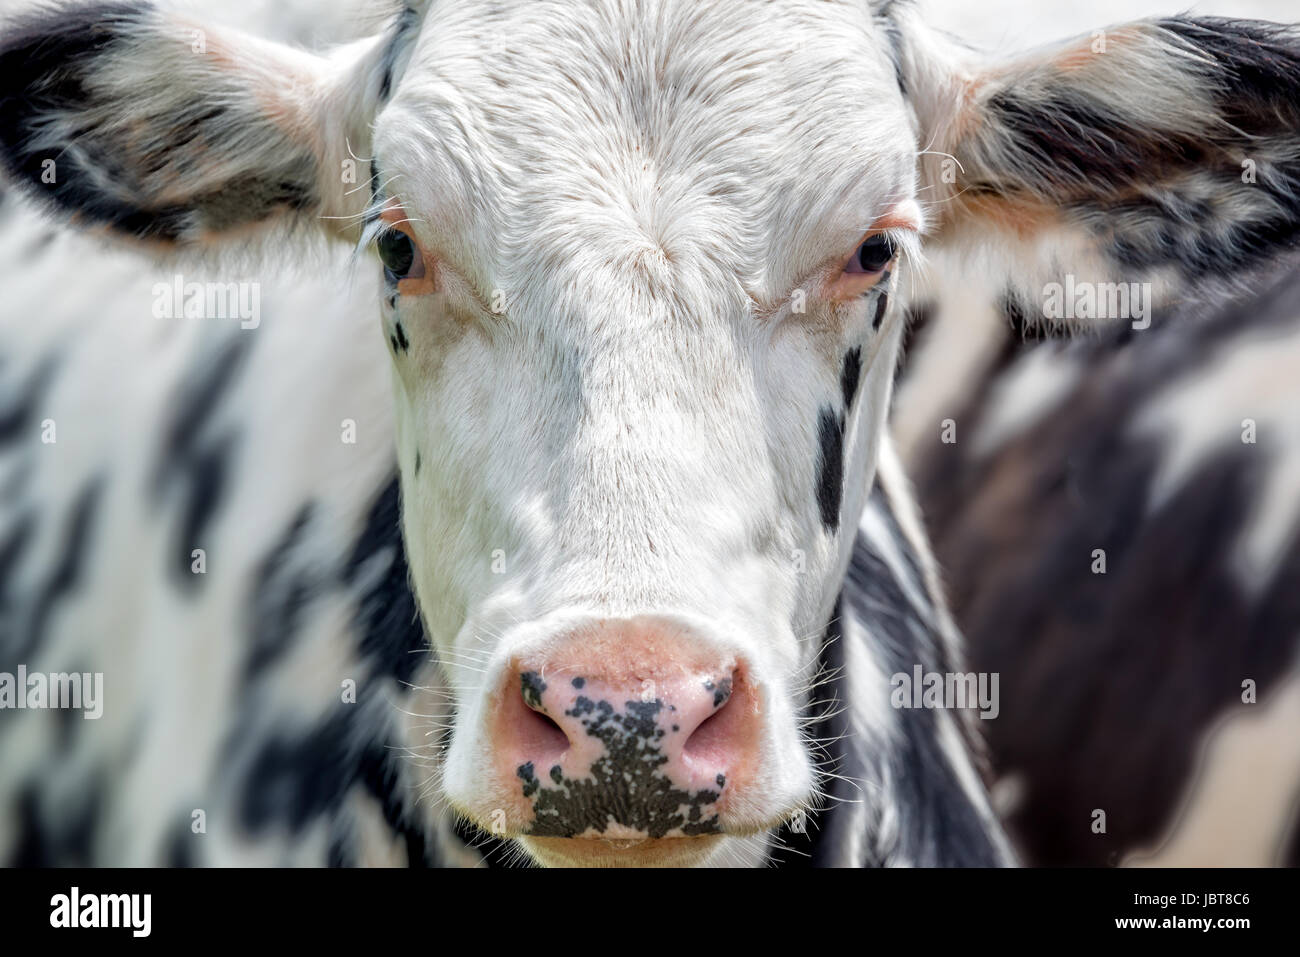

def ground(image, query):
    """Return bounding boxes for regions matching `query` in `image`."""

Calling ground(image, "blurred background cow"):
[0,0,1297,866]
[891,0,1300,868]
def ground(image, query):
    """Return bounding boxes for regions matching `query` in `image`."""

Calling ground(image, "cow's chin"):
[520,835,727,868]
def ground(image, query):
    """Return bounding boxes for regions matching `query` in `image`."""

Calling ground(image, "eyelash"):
[821,229,904,303]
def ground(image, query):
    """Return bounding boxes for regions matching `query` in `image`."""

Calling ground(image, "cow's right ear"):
[881,3,1300,328]
[0,2,407,248]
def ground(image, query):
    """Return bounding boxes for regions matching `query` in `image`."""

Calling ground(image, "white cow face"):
[7,0,1295,866]
[370,0,917,863]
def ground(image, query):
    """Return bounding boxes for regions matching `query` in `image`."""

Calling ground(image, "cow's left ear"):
[0,3,406,249]
[884,5,1300,324]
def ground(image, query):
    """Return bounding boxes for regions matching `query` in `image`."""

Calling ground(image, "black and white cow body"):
[904,257,1300,867]
[1,0,1300,867]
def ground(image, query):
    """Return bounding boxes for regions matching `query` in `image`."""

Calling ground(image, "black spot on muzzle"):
[518,692,723,839]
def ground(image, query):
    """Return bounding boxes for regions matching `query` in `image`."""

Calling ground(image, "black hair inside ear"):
[0,3,181,237]
[1159,18,1300,129]
[0,1,317,244]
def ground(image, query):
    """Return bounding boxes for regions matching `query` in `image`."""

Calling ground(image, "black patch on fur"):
[1159,18,1300,131]
[953,441,1292,865]
[843,517,1005,866]
[50,664,92,753]
[989,285,1060,377]
[767,606,844,868]
[359,739,432,867]
[393,320,410,352]
[165,816,198,868]
[879,11,908,96]
[232,471,440,863]
[245,503,319,679]
[772,489,1011,867]
[10,773,104,867]
[0,3,179,239]
[1001,287,1045,344]
[980,19,1300,282]
[3,478,104,672]
[815,406,845,532]
[10,787,53,866]
[1103,178,1300,280]
[875,487,930,601]
[378,4,422,102]
[872,291,889,330]
[326,822,351,868]
[916,261,1300,865]
[238,708,354,834]
[341,475,430,685]
[235,704,436,866]
[158,333,249,450]
[179,439,231,580]
[986,90,1175,195]
[840,346,863,409]
[154,334,250,590]
[0,512,38,640]
[0,354,58,446]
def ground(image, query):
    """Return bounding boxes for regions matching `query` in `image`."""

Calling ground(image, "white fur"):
[373,0,919,855]
[9,0,1291,867]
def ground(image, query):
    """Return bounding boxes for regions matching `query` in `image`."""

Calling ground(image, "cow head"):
[2,0,1297,866]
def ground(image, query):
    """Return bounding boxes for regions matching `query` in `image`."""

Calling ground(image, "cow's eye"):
[822,230,901,303]
[377,228,425,282]
[846,233,895,275]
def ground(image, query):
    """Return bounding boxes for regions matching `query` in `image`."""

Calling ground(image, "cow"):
[0,0,1298,866]
[900,255,1300,866]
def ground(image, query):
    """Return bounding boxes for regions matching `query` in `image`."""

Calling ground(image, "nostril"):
[682,700,727,766]
[520,705,570,756]
[511,670,570,758]
[682,672,742,773]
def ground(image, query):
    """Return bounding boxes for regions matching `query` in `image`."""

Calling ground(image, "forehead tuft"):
[374,0,916,290]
